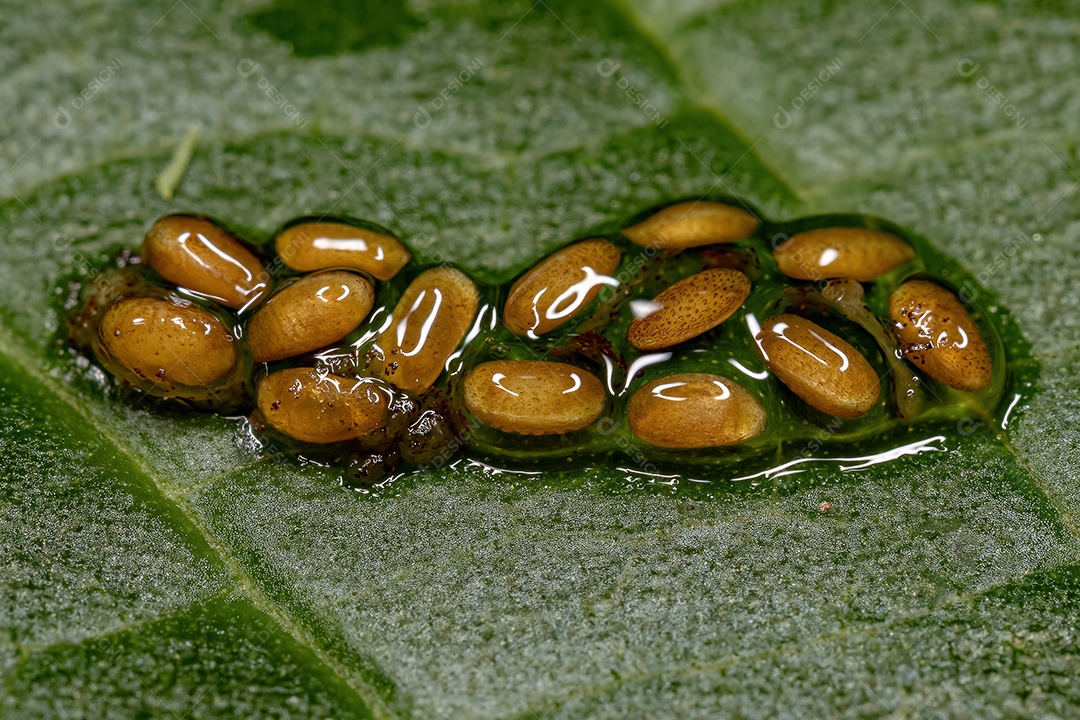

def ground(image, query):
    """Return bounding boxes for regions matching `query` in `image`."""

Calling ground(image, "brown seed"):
[464,360,606,435]
[622,201,759,249]
[372,267,479,393]
[627,268,750,350]
[755,314,880,417]
[141,215,267,309]
[774,227,915,282]
[627,373,766,448]
[257,368,389,444]
[274,221,411,281]
[504,238,621,337]
[248,271,374,363]
[96,297,236,387]
[889,279,992,392]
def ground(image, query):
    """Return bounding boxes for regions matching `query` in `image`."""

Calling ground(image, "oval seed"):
[622,201,759,250]
[464,360,606,435]
[628,373,766,448]
[97,297,236,387]
[756,314,880,417]
[774,227,915,282]
[504,238,621,337]
[889,279,992,392]
[372,267,479,393]
[627,268,750,351]
[248,271,374,363]
[142,214,267,309]
[257,368,388,444]
[274,221,411,281]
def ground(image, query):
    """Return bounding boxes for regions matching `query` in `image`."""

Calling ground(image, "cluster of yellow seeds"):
[68,200,996,483]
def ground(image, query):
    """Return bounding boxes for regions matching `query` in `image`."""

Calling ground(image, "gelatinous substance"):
[63,197,1029,493]
[142,214,267,309]
[464,360,606,435]
[504,238,621,337]
[627,373,766,448]
[65,265,162,352]
[248,271,374,363]
[274,220,411,280]
[755,314,881,418]
[774,227,914,282]
[889,279,993,392]
[622,201,759,249]
[627,268,750,351]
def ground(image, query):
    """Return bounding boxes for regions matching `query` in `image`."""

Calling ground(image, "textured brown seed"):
[257,368,389,444]
[372,267,479,393]
[97,297,236,387]
[142,215,267,309]
[627,373,766,448]
[774,227,915,282]
[756,314,880,417]
[248,271,374,363]
[622,201,760,250]
[504,238,621,337]
[274,222,411,281]
[889,279,992,392]
[464,360,606,435]
[627,268,750,350]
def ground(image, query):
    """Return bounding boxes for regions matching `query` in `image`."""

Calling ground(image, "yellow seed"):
[622,201,759,249]
[627,373,766,448]
[627,268,750,351]
[889,279,992,392]
[274,221,411,281]
[756,314,880,417]
[248,271,374,363]
[504,238,621,337]
[464,360,606,435]
[257,368,389,444]
[142,214,267,309]
[97,297,236,387]
[774,227,915,282]
[372,267,479,393]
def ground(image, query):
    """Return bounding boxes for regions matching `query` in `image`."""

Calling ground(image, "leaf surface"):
[1,0,1078,717]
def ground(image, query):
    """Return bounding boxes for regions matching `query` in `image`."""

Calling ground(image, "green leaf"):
[2,0,1079,717]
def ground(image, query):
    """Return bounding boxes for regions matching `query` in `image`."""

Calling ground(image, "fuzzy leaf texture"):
[1,0,1078,717]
